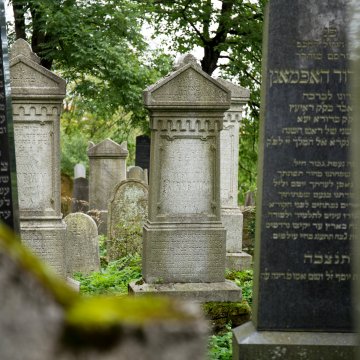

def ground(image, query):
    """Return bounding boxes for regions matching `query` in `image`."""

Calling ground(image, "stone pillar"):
[130,54,241,302]
[10,39,66,276]
[87,139,128,234]
[217,78,252,270]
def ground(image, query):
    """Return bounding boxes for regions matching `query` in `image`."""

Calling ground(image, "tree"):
[140,0,266,200]
[10,0,173,129]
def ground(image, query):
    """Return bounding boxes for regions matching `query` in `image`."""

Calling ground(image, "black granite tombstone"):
[0,4,19,233]
[71,177,89,213]
[135,135,150,173]
[233,0,355,358]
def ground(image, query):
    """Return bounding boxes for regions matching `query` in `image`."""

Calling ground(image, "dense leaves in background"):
[139,0,266,200]
[9,0,172,175]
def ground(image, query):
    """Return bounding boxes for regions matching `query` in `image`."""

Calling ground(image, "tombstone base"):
[226,252,252,270]
[233,322,356,360]
[129,280,241,302]
[20,218,66,277]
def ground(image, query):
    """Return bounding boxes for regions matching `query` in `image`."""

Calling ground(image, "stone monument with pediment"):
[10,39,66,276]
[217,78,252,270]
[130,54,241,301]
[87,138,128,234]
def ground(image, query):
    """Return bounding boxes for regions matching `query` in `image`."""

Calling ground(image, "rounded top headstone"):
[74,164,86,179]
[10,38,40,63]
[173,53,199,70]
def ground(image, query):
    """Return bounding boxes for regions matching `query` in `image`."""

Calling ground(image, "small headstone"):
[71,163,89,213]
[87,139,128,234]
[74,163,86,179]
[135,135,151,173]
[64,213,100,275]
[107,179,148,260]
[127,165,147,183]
[233,1,355,358]
[244,191,255,207]
[10,39,66,276]
[0,8,19,232]
[130,54,241,302]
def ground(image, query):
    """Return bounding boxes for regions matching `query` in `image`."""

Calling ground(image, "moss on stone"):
[0,224,199,333]
[202,301,251,333]
[0,224,78,307]
[66,296,197,330]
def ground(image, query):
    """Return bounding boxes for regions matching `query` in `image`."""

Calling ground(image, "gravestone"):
[107,179,148,260]
[10,39,66,276]
[0,226,208,360]
[87,139,128,234]
[127,165,148,183]
[217,78,252,270]
[135,135,151,173]
[71,164,89,213]
[0,4,19,233]
[233,1,355,358]
[130,54,241,302]
[64,212,100,275]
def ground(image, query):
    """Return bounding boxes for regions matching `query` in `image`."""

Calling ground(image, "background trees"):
[8,0,266,200]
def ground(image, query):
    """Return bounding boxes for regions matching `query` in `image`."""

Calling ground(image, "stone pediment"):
[87,139,128,158]
[144,60,231,109]
[216,78,250,101]
[10,39,66,96]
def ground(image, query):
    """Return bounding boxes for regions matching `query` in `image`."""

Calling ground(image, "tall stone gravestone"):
[0,4,19,233]
[135,135,151,174]
[10,39,66,276]
[64,212,99,275]
[130,54,241,302]
[71,163,89,213]
[87,139,128,234]
[107,179,148,260]
[217,78,252,270]
[233,1,355,358]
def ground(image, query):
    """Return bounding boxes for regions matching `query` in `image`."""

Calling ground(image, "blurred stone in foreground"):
[0,225,208,360]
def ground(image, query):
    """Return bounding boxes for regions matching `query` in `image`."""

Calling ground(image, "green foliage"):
[226,269,253,306]
[208,323,232,360]
[73,254,142,295]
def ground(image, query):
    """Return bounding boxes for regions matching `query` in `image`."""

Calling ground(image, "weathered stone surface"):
[10,39,66,276]
[217,78,252,270]
[127,165,148,183]
[107,179,148,260]
[0,225,208,360]
[64,213,100,275]
[133,54,241,302]
[233,0,354,357]
[71,177,89,213]
[87,139,128,234]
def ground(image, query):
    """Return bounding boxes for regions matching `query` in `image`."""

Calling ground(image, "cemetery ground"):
[72,234,253,360]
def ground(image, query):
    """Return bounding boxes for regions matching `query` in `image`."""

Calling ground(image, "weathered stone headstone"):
[87,139,128,234]
[233,1,355,358]
[0,225,208,360]
[217,78,252,270]
[0,5,19,233]
[130,54,241,302]
[64,212,100,275]
[135,134,151,173]
[71,164,89,213]
[10,39,66,276]
[127,165,148,183]
[107,179,148,260]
